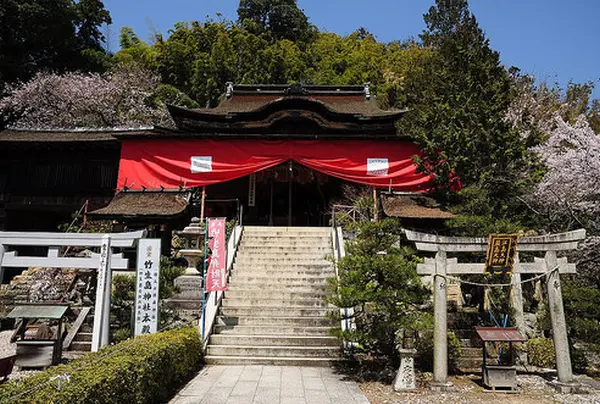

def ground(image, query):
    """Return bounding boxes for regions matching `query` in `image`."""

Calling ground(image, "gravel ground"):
[0,330,41,382]
[359,373,600,404]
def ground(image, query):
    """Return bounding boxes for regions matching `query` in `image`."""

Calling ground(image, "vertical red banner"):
[206,218,227,292]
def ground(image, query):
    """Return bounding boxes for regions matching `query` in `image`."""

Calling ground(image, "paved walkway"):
[169,365,370,404]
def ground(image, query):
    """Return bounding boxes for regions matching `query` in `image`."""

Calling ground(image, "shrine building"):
[0,83,453,237]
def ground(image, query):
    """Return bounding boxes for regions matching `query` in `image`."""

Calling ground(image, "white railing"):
[331,225,356,352]
[201,224,243,349]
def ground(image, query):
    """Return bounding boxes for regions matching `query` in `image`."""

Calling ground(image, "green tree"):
[398,0,537,229]
[237,0,315,43]
[0,0,112,85]
[330,219,430,362]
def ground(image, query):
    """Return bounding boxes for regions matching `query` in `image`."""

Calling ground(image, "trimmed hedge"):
[0,326,202,404]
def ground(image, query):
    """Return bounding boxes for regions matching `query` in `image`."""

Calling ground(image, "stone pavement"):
[169,365,371,404]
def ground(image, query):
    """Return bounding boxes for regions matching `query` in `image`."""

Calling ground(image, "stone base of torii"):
[403,229,586,393]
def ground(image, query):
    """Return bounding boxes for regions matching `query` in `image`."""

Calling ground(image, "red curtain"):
[117,139,433,192]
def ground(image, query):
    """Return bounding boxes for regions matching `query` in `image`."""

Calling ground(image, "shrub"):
[415,331,462,372]
[0,327,202,404]
[110,257,185,341]
[527,337,556,368]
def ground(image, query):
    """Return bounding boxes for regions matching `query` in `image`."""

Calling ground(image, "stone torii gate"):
[404,229,586,391]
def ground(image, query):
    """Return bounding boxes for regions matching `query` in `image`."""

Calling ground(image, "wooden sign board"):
[485,234,519,274]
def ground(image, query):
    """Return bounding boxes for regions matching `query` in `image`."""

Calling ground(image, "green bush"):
[0,327,202,404]
[415,331,462,372]
[527,337,556,368]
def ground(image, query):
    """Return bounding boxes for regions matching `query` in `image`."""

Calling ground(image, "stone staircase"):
[204,226,341,366]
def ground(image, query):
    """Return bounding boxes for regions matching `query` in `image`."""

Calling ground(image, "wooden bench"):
[0,355,17,383]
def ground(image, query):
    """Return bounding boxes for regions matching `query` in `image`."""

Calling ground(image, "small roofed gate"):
[404,229,586,390]
[0,230,145,352]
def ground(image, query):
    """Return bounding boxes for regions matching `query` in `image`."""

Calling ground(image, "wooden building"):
[0,83,452,233]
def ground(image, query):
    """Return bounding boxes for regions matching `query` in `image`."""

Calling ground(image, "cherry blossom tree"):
[530,115,600,232]
[0,65,177,129]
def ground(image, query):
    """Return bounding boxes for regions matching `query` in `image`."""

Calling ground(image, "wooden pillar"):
[510,254,526,336]
[433,249,449,385]
[0,244,4,285]
[200,186,207,222]
[545,250,573,383]
[269,181,274,226]
[373,188,378,222]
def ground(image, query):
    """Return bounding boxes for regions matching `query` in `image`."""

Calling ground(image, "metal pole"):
[288,161,293,227]
[201,220,209,341]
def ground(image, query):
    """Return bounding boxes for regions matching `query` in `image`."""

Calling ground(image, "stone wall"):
[0,267,95,316]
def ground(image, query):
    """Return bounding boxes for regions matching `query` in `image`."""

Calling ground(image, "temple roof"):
[89,191,191,219]
[0,84,407,140]
[161,83,407,138]
[381,194,455,220]
[0,127,169,142]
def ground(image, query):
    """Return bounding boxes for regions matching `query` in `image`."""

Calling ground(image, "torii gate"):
[404,229,586,391]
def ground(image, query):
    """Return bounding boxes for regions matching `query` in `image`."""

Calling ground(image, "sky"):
[102,0,600,99]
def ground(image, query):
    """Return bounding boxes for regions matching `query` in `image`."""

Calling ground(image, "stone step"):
[206,345,340,358]
[235,252,331,265]
[461,347,483,358]
[233,262,333,269]
[231,269,335,278]
[220,306,334,317]
[214,325,334,335]
[70,341,92,351]
[227,284,331,293]
[456,357,483,370]
[73,332,92,342]
[224,290,330,300]
[238,245,331,253]
[204,355,335,367]
[209,335,340,347]
[244,226,331,233]
[219,316,335,327]
[222,298,332,308]
[228,276,330,285]
[231,273,332,281]
[240,242,331,248]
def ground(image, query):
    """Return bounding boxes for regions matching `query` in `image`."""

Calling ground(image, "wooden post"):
[373,188,378,222]
[510,254,526,336]
[200,186,207,223]
[92,235,111,352]
[102,237,113,348]
[0,244,4,285]
[433,249,449,386]
[545,250,573,384]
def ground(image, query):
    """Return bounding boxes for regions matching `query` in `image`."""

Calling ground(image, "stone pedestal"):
[393,349,418,391]
[166,276,203,321]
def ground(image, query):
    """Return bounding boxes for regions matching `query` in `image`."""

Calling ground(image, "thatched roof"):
[381,194,455,219]
[89,192,190,219]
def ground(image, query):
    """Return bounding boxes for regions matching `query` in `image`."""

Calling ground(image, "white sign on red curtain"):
[135,239,161,336]
[206,218,227,292]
